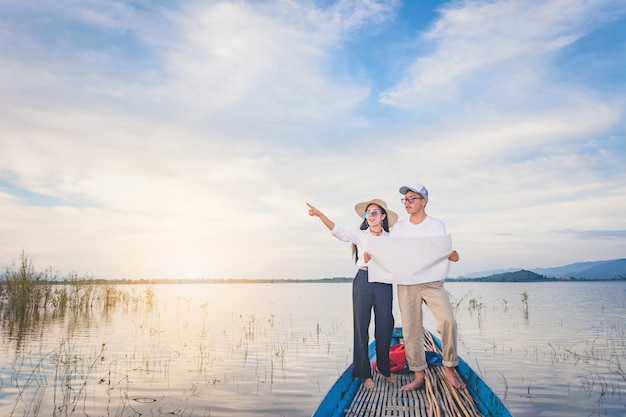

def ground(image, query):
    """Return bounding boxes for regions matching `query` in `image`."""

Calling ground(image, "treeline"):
[98,277,354,284]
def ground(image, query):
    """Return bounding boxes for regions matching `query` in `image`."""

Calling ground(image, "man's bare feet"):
[363,377,375,389]
[383,375,396,384]
[401,370,424,391]
[444,367,466,389]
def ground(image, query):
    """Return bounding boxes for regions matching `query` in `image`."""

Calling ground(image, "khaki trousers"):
[398,280,459,370]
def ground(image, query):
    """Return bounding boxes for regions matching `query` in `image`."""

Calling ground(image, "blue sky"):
[1,0,625,280]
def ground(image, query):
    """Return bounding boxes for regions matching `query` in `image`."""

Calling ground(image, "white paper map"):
[367,235,452,284]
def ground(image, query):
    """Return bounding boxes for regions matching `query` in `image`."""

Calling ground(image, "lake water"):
[0,281,624,416]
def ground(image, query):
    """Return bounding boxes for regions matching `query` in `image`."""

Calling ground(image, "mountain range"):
[454,258,626,280]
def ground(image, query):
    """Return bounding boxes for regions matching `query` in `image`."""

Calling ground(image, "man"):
[391,183,465,390]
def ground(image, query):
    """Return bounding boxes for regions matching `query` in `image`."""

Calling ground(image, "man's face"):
[403,190,426,215]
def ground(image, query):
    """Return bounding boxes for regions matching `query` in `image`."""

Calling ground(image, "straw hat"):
[354,198,398,227]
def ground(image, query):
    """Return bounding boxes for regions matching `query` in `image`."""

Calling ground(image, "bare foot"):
[383,375,396,384]
[363,378,375,389]
[401,371,424,391]
[444,367,466,389]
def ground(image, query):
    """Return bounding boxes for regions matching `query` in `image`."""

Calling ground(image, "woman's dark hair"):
[352,204,391,263]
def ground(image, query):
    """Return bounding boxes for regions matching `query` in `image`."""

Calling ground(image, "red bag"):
[373,343,407,374]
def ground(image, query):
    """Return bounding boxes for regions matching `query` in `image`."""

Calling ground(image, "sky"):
[1,0,625,281]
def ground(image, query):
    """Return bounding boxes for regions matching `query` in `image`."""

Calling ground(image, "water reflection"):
[0,281,624,417]
[442,282,625,417]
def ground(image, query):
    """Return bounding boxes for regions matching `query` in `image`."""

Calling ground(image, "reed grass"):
[1,251,131,327]
[1,249,55,316]
[521,291,529,318]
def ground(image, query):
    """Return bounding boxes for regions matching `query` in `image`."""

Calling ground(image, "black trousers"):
[351,269,394,379]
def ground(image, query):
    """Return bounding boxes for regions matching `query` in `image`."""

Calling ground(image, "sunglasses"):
[401,197,425,204]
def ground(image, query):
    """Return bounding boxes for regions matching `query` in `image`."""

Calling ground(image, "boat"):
[312,327,512,417]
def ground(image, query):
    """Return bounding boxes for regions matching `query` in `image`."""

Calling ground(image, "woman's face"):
[364,204,386,227]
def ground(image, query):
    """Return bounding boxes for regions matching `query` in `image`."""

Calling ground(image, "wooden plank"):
[344,330,485,417]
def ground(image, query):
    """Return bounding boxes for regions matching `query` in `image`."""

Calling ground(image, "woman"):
[307,199,398,389]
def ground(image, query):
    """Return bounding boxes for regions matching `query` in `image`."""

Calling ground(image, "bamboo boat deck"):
[345,332,484,417]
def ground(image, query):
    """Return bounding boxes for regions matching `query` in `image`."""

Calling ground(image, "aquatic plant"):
[1,249,55,316]
[1,251,128,317]
[468,297,483,310]
[521,291,529,308]
[521,291,529,318]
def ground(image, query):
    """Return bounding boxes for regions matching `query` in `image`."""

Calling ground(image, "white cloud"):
[380,0,619,108]
[149,0,400,130]
[0,0,625,279]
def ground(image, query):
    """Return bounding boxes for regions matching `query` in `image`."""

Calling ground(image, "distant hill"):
[449,270,549,282]
[534,259,626,279]
[454,268,519,279]
[453,258,626,281]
